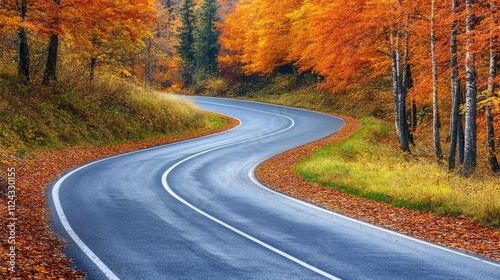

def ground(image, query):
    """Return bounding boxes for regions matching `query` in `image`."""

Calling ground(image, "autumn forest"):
[219,0,500,177]
[2,0,500,277]
[2,0,500,178]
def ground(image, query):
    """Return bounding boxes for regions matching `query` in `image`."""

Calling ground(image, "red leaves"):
[256,114,500,262]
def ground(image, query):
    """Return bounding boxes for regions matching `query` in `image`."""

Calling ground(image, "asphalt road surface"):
[50,97,500,279]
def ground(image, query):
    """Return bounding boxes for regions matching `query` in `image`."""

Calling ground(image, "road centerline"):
[161,103,341,279]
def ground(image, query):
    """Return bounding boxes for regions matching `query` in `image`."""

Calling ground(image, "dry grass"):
[296,117,500,227]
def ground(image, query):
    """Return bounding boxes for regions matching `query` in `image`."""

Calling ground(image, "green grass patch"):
[295,117,500,227]
[0,69,226,156]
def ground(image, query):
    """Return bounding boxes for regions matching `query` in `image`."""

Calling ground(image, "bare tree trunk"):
[486,107,500,173]
[144,39,154,87]
[431,0,443,161]
[458,109,465,165]
[448,0,460,170]
[43,34,59,85]
[42,0,61,86]
[90,56,96,82]
[457,81,466,165]
[411,98,417,132]
[463,0,478,177]
[16,0,29,84]
[391,30,411,153]
[486,2,500,173]
[401,27,415,148]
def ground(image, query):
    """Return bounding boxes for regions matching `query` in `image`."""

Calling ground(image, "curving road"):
[50,97,500,279]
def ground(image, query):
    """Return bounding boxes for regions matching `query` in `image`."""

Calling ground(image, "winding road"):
[50,97,500,279]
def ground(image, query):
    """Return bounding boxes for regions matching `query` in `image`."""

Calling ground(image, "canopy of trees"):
[0,0,237,88]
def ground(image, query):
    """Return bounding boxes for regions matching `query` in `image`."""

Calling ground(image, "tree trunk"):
[411,98,417,132]
[448,0,460,170]
[42,0,61,86]
[486,2,500,173]
[463,0,478,177]
[458,109,465,165]
[43,34,59,85]
[455,81,465,165]
[144,39,154,87]
[448,80,461,170]
[431,0,443,161]
[391,31,411,153]
[16,0,29,84]
[486,106,500,173]
[90,56,96,82]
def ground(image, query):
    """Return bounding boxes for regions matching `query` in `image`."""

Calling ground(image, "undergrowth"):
[0,69,224,156]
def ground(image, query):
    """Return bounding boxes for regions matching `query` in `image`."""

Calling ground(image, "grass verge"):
[0,70,228,156]
[296,117,500,227]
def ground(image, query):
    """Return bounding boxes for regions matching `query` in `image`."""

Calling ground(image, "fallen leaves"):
[255,113,500,263]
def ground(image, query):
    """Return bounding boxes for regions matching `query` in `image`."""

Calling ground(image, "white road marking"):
[247,150,500,269]
[162,102,341,279]
[52,164,120,280]
[50,103,242,280]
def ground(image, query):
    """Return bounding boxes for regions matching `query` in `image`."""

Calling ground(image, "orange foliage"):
[0,0,53,33]
[288,0,391,90]
[220,0,499,112]
[0,2,21,33]
[66,0,155,53]
[219,0,302,75]
[219,0,500,161]
[220,0,497,91]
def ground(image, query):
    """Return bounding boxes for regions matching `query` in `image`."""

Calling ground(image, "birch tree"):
[390,9,412,153]
[486,1,500,173]
[463,0,478,176]
[431,0,443,160]
[448,0,461,170]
